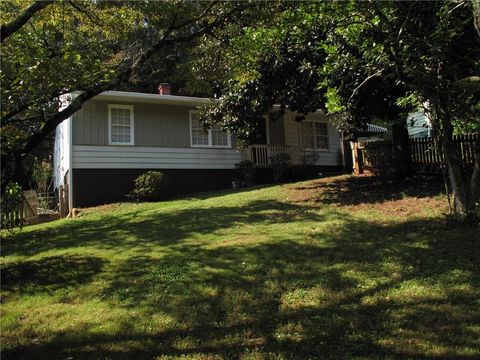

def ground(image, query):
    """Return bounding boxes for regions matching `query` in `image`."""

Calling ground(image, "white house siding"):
[267,115,286,145]
[72,145,242,169]
[407,110,431,138]
[284,112,301,146]
[284,111,342,166]
[53,117,72,189]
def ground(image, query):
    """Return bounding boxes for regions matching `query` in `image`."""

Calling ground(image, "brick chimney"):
[158,83,171,95]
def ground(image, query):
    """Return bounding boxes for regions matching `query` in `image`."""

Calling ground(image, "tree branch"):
[17,2,252,160]
[0,0,54,43]
[350,69,383,99]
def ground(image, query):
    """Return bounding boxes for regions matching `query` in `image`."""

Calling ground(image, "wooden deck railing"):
[241,144,308,167]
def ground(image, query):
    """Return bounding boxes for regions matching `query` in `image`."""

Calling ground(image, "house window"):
[190,111,231,148]
[191,115,209,146]
[211,124,229,146]
[109,104,134,145]
[315,122,329,150]
[300,121,329,150]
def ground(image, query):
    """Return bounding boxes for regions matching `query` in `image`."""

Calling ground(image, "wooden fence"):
[23,190,38,221]
[409,133,478,173]
[1,191,38,229]
[1,200,24,229]
[351,133,478,176]
[353,140,397,177]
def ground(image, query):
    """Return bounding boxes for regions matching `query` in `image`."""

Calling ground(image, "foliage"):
[0,1,253,191]
[270,152,290,182]
[232,160,254,188]
[198,4,327,145]
[1,176,478,358]
[31,158,52,196]
[1,182,24,230]
[130,171,167,202]
[301,152,319,166]
[181,2,286,96]
[323,1,480,220]
[196,1,480,222]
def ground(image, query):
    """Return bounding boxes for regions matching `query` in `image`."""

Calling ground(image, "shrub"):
[233,160,254,188]
[301,152,318,166]
[1,182,25,230]
[130,171,167,201]
[270,153,290,182]
[32,158,52,196]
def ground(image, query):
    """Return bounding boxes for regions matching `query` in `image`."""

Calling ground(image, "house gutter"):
[94,91,209,107]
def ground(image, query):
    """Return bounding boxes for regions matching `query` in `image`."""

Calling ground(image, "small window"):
[300,121,329,150]
[109,104,134,145]
[315,122,329,150]
[211,124,229,146]
[190,111,231,148]
[300,122,315,149]
[191,115,209,146]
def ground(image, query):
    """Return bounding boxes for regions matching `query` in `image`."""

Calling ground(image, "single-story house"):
[54,85,344,209]
[407,110,432,138]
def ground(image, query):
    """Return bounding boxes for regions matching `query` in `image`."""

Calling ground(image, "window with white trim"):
[190,111,230,148]
[300,121,329,150]
[109,104,134,145]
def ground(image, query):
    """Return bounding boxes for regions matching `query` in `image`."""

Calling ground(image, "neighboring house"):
[407,110,432,138]
[54,86,343,209]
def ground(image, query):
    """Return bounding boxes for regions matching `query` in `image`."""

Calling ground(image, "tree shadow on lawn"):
[1,255,106,296]
[2,199,324,257]
[167,182,279,202]
[291,175,445,206]
[3,213,479,359]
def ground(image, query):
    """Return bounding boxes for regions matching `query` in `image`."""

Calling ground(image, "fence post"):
[353,142,363,175]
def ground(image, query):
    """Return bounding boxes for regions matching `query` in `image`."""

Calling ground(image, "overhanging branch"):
[0,0,54,43]
[17,2,252,160]
[350,69,383,99]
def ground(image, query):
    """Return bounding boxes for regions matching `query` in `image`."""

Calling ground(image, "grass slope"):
[1,175,479,359]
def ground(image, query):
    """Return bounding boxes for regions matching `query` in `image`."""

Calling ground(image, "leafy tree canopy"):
[1,0,254,189]
[195,0,480,221]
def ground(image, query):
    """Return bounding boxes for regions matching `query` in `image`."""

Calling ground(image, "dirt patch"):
[287,175,448,217]
[81,202,124,214]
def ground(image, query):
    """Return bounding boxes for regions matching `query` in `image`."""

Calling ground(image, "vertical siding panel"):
[86,101,92,144]
[136,104,144,145]
[284,112,300,146]
[269,115,286,145]
[101,101,108,145]
[89,101,96,144]
[95,101,102,144]
[79,107,85,144]
[72,111,82,145]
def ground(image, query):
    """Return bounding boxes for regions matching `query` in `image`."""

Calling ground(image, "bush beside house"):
[130,171,168,202]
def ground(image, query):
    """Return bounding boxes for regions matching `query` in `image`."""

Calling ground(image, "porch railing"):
[241,144,308,167]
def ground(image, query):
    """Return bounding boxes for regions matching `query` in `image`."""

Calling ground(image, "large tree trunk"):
[473,0,480,39]
[437,107,478,223]
[442,137,476,222]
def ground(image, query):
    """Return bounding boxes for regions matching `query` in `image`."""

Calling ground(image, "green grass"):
[1,175,479,359]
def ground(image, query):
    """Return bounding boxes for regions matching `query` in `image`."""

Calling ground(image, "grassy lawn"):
[1,175,479,359]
